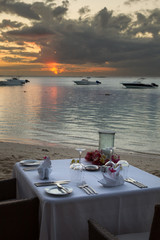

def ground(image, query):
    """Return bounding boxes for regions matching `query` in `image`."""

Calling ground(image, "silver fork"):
[125,178,140,188]
[85,184,97,194]
[78,181,97,195]
[78,184,91,195]
[128,177,148,188]
[125,178,147,188]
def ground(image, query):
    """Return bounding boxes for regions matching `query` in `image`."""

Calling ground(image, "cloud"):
[124,0,141,5]
[0,0,40,20]
[78,6,90,16]
[130,9,160,38]
[5,25,54,38]
[124,0,150,5]
[52,6,68,18]
[2,56,29,62]
[0,45,25,51]
[0,1,160,76]
[0,19,23,28]
[0,63,44,72]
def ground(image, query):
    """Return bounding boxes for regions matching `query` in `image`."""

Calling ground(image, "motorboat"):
[121,78,158,89]
[0,77,29,86]
[74,78,101,85]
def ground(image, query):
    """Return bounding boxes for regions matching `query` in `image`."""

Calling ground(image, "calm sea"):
[0,76,160,154]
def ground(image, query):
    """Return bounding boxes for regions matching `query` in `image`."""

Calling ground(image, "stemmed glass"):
[104,147,115,167]
[75,148,86,163]
[70,148,86,185]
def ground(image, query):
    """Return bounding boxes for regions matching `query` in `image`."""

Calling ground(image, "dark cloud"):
[2,56,29,62]
[62,0,69,8]
[0,0,40,20]
[51,0,69,18]
[0,19,23,28]
[52,6,68,18]
[128,9,160,38]
[124,0,140,5]
[0,1,160,76]
[5,25,54,38]
[45,0,56,3]
[0,46,25,51]
[2,49,39,62]
[78,6,90,16]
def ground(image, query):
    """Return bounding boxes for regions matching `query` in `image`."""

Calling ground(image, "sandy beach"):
[0,141,159,180]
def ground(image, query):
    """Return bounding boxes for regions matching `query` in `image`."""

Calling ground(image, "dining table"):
[13,158,160,240]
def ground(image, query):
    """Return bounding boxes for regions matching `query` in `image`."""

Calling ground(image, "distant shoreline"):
[1,139,160,156]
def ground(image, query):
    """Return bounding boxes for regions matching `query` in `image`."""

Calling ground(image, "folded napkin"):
[70,163,83,170]
[38,156,52,180]
[99,165,124,187]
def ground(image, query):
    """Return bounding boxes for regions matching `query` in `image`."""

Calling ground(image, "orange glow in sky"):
[83,66,116,72]
[47,63,65,74]
[44,62,116,75]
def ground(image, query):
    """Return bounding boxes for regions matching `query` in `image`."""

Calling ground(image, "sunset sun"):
[48,63,65,75]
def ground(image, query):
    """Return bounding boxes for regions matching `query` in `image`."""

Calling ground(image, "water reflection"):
[0,77,160,153]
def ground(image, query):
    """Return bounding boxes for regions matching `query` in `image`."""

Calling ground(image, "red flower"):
[111,154,120,163]
[109,167,116,173]
[85,150,120,166]
[85,150,108,166]
[85,152,94,162]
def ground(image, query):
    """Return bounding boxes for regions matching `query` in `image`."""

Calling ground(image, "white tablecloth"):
[13,159,160,240]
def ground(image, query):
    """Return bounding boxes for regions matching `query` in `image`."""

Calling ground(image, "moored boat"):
[74,78,101,85]
[0,77,29,86]
[121,78,158,89]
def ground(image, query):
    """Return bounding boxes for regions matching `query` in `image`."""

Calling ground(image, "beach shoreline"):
[0,141,159,180]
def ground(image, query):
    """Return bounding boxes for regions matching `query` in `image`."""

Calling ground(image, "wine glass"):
[70,148,85,185]
[104,147,115,167]
[75,148,86,163]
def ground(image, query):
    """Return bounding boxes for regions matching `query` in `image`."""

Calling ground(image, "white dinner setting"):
[8,130,160,240]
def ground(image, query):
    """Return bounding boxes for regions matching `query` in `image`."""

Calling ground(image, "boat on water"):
[0,77,29,86]
[121,78,158,89]
[74,78,101,85]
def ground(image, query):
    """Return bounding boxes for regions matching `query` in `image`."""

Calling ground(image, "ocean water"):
[0,76,160,154]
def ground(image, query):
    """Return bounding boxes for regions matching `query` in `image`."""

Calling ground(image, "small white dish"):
[45,186,73,196]
[20,159,41,166]
[85,165,99,171]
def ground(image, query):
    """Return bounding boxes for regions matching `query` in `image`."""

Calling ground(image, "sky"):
[0,0,160,77]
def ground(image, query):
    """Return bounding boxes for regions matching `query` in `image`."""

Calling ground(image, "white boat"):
[74,78,101,85]
[0,77,29,86]
[121,78,158,89]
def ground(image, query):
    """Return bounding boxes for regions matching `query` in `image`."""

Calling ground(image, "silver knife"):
[56,183,70,194]
[34,180,70,187]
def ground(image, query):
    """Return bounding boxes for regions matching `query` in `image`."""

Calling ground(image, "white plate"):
[85,165,99,171]
[45,186,73,196]
[20,159,41,166]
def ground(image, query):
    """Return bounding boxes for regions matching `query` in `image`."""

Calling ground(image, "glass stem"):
[79,151,82,163]
[109,149,113,163]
